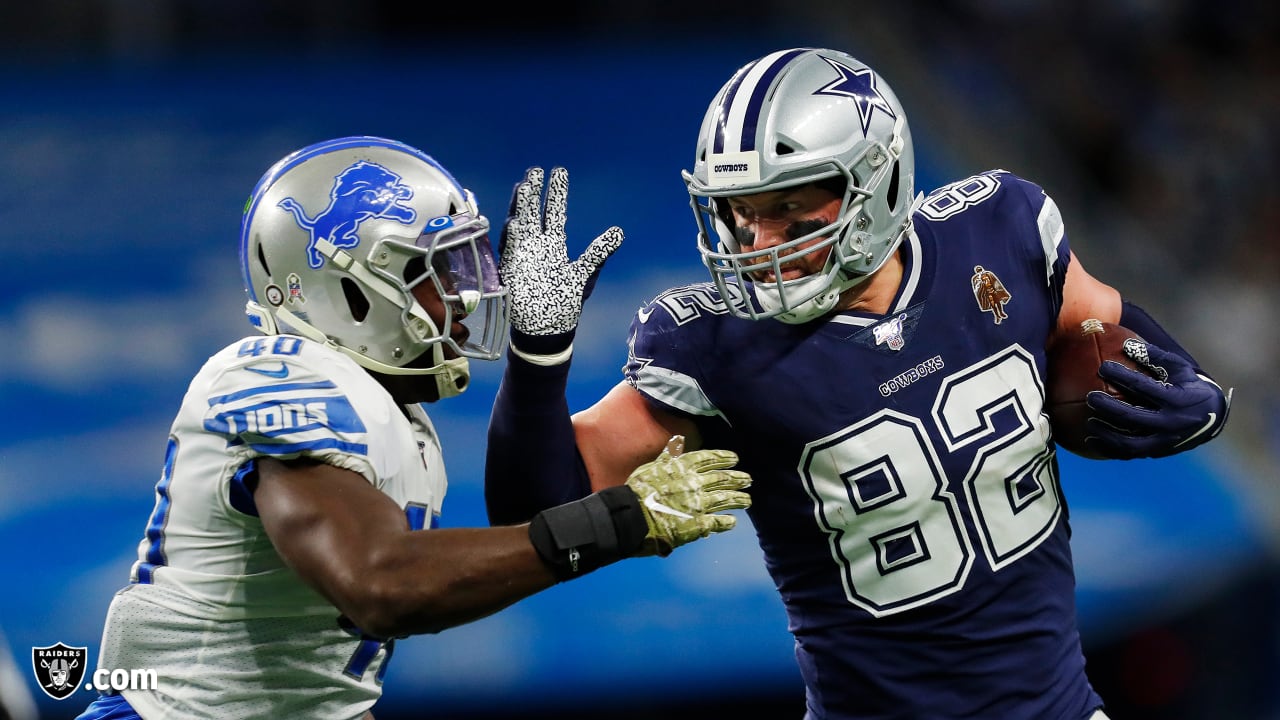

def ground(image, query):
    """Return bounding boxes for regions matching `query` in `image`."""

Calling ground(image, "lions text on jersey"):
[93,335,446,719]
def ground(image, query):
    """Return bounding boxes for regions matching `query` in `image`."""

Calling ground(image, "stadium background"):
[0,2,1277,718]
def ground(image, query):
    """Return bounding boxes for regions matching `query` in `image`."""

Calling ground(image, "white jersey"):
[95,334,448,719]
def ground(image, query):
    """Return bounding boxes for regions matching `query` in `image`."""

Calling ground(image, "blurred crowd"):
[2,4,1275,718]
[4,0,1276,604]
[861,0,1279,477]
[7,3,1272,449]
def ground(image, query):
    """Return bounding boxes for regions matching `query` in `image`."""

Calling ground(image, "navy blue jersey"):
[624,171,1103,719]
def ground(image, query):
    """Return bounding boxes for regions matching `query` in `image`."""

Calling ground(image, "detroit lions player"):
[485,49,1231,719]
[75,136,751,720]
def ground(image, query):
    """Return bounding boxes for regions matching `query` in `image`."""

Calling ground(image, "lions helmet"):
[683,48,916,323]
[239,136,508,399]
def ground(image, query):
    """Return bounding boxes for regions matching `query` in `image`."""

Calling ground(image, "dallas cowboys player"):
[75,136,751,720]
[485,49,1232,719]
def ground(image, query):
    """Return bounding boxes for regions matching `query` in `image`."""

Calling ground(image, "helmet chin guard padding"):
[682,48,917,324]
[239,136,509,398]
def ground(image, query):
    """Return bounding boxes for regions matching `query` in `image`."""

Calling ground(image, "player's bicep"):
[253,457,408,607]
[572,381,698,491]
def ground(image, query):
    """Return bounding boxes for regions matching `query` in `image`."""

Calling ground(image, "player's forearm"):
[343,524,557,638]
[485,333,592,525]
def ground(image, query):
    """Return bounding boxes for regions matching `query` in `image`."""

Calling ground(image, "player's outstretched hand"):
[1085,340,1231,459]
[624,436,752,557]
[498,166,624,344]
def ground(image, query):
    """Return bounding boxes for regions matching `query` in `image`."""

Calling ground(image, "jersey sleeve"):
[195,336,381,482]
[622,283,728,423]
[992,171,1072,319]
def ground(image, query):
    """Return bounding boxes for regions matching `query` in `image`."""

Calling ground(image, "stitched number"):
[134,437,179,584]
[651,283,733,325]
[918,172,1001,221]
[799,346,1058,617]
[340,624,394,685]
[236,335,304,358]
[801,411,971,616]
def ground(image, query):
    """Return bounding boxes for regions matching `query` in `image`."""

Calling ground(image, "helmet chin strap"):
[258,302,471,398]
[757,273,840,324]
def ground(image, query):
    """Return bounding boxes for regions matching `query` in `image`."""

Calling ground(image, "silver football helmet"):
[683,48,916,323]
[239,136,508,399]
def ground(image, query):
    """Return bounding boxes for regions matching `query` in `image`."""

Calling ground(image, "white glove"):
[499,167,624,349]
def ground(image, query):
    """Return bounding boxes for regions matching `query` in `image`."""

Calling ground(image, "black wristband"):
[510,328,576,358]
[528,486,648,582]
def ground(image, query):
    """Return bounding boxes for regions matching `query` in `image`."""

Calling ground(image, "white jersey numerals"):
[800,346,1058,617]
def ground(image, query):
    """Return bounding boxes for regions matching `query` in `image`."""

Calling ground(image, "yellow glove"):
[624,436,752,557]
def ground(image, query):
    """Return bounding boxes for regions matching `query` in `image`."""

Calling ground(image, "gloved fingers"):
[692,470,753,495]
[1085,388,1149,416]
[1083,426,1168,459]
[507,166,542,217]
[572,226,625,302]
[542,166,570,241]
[499,169,531,258]
[699,513,738,537]
[577,226,625,271]
[675,448,741,474]
[1128,340,1190,378]
[513,167,545,230]
[1096,361,1170,401]
[1085,390,1173,430]
[1081,434,1143,460]
[701,489,753,513]
[499,168,544,257]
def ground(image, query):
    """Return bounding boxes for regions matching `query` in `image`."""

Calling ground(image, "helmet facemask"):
[683,49,916,324]
[364,206,508,397]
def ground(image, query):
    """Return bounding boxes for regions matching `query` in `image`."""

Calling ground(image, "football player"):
[75,136,751,720]
[485,49,1231,719]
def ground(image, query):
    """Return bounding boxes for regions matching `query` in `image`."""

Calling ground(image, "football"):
[1045,319,1146,459]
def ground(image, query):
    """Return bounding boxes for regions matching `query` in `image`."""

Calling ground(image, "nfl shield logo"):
[31,642,87,700]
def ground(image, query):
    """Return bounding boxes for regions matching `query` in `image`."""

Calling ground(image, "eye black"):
[786,218,829,241]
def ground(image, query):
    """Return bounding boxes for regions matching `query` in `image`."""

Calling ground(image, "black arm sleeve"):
[485,330,593,526]
[1120,300,1203,370]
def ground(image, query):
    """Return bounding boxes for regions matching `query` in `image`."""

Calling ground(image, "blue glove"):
[1083,340,1231,459]
[498,166,624,363]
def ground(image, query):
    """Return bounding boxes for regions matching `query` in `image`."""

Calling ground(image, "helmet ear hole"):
[341,277,371,322]
[887,161,901,212]
[256,242,272,278]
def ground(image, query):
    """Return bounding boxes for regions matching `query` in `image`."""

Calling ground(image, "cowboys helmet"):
[682,48,916,323]
[239,136,508,399]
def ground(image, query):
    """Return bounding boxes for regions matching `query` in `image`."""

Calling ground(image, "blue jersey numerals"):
[134,437,179,584]
[340,503,432,683]
[236,336,304,358]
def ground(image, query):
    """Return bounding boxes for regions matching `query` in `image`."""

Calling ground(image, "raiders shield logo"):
[32,642,87,700]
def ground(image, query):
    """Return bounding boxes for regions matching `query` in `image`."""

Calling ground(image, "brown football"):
[1045,319,1146,459]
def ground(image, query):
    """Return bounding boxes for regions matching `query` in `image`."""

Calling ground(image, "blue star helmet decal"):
[813,56,897,137]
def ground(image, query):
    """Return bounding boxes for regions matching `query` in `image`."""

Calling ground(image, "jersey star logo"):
[813,57,896,137]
